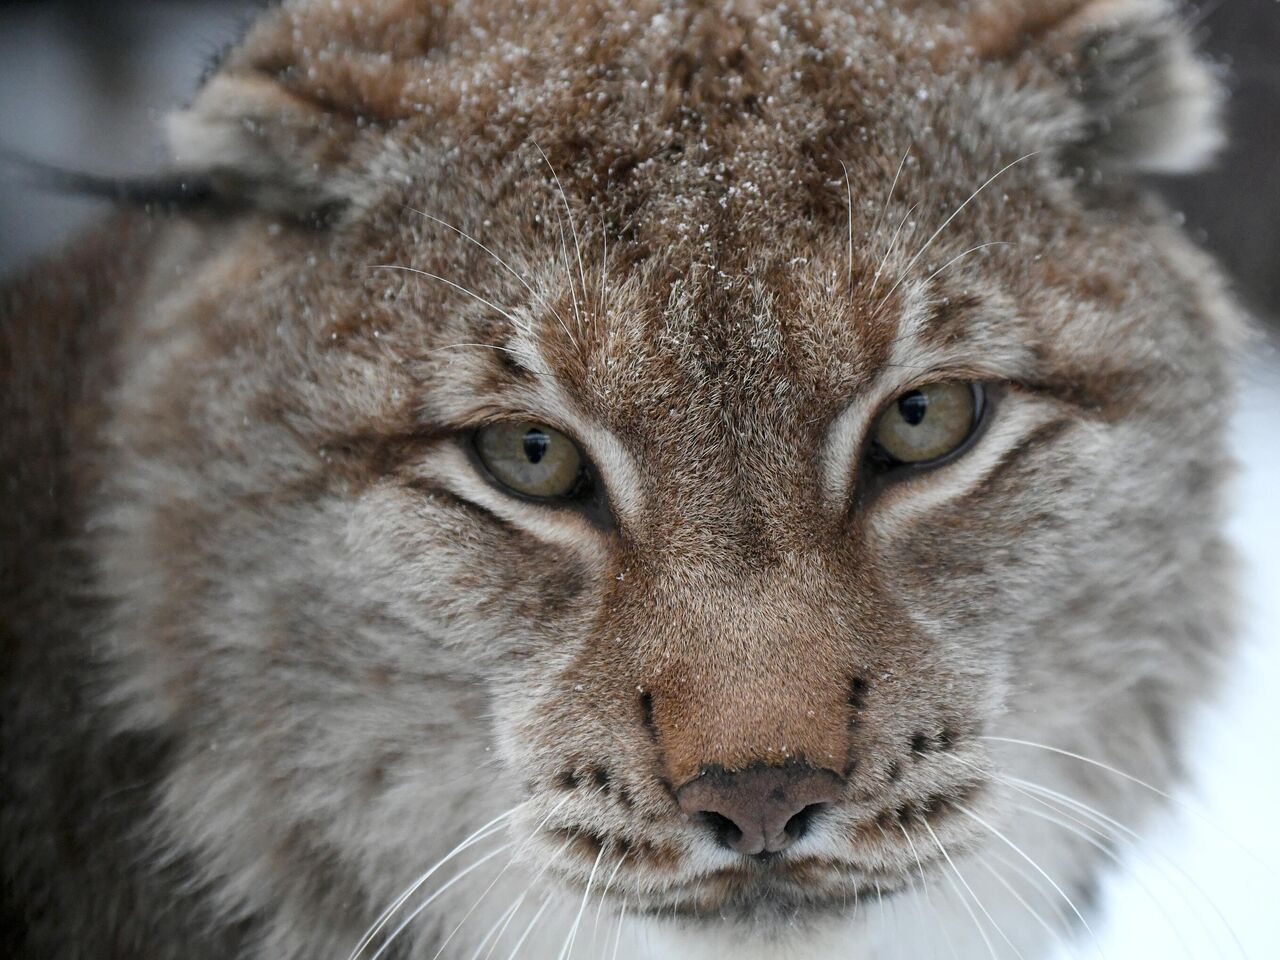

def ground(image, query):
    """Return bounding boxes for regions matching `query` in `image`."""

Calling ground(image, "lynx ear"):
[165,73,355,218]
[163,0,439,219]
[980,0,1226,175]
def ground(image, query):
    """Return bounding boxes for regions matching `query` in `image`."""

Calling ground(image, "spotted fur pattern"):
[0,1,1245,958]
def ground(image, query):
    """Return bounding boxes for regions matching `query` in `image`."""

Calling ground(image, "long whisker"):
[897,822,963,960]
[403,204,579,347]
[589,853,629,953]
[984,849,1075,937]
[1008,800,1203,960]
[1005,775,1248,960]
[876,152,1037,312]
[870,201,920,294]
[402,207,540,313]
[952,801,1107,959]
[426,791,584,960]
[557,844,607,960]
[535,142,589,338]
[839,160,854,287]
[918,241,1012,288]
[610,896,629,960]
[502,895,554,960]
[980,735,1264,871]
[551,204,585,340]
[370,264,528,330]
[466,895,526,960]
[920,817,1004,960]
[980,736,1175,800]
[869,145,911,266]
[1016,775,1250,957]
[348,806,520,960]
[484,836,575,960]
[370,842,516,960]
[978,858,1077,959]
[883,240,1015,347]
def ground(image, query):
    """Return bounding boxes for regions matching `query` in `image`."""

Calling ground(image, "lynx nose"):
[676,763,844,856]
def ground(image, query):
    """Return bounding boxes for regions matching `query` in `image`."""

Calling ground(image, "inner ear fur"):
[975,0,1225,175]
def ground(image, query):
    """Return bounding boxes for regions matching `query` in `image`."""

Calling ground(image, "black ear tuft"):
[1,151,345,227]
[1063,0,1225,174]
[3,152,217,209]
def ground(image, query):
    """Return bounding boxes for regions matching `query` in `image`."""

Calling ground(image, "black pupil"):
[897,391,928,426]
[522,429,550,464]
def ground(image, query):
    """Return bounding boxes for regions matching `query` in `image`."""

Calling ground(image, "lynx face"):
[90,0,1239,955]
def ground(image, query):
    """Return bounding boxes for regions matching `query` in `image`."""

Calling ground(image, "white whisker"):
[985,849,1075,937]
[426,791,581,960]
[347,806,520,960]
[557,844,607,960]
[876,153,1037,311]
[466,895,526,960]
[870,145,911,261]
[402,204,583,348]
[502,895,553,960]
[610,897,629,960]
[370,842,516,960]
[589,853,629,953]
[898,822,963,960]
[370,264,527,330]
[953,802,1106,959]
[871,201,920,294]
[919,241,1012,288]
[1004,774,1250,960]
[535,141,589,340]
[981,735,1264,871]
[921,817,1003,960]
[839,160,854,287]
[1009,800,1202,960]
[978,858,1077,959]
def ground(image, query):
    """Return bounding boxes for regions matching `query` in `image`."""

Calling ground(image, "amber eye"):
[870,382,981,466]
[474,422,589,499]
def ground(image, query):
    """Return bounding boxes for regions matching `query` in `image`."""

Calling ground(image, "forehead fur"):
[163,0,1231,482]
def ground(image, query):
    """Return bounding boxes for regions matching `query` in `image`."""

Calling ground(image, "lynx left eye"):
[870,382,981,466]
[474,422,589,499]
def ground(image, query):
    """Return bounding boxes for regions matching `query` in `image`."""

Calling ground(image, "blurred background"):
[0,1,1276,957]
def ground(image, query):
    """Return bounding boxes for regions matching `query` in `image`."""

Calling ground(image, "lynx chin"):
[0,1,1247,958]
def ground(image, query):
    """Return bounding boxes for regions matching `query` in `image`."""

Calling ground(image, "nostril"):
[676,762,844,857]
[783,801,827,842]
[699,811,744,849]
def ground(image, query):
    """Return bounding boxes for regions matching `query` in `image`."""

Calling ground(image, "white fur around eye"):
[411,442,609,561]
[867,394,1071,537]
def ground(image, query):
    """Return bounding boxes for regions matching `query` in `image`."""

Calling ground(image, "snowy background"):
[1,1,1276,957]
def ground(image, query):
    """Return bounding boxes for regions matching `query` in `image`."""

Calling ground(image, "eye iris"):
[871,381,979,466]
[897,391,928,426]
[473,422,587,500]
[523,429,549,464]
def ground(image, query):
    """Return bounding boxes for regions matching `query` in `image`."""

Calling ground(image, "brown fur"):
[2,2,1244,958]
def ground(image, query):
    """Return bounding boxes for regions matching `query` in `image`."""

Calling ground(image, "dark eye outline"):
[463,424,615,528]
[860,381,992,489]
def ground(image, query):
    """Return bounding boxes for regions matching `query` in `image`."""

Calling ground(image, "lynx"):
[0,1,1245,958]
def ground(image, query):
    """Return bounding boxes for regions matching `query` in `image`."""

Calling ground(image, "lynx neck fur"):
[0,1,1246,958]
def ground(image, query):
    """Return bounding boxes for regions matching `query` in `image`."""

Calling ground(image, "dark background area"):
[0,0,1277,326]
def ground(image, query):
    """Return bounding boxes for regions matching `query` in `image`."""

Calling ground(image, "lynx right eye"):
[473,422,590,500]
[869,381,982,467]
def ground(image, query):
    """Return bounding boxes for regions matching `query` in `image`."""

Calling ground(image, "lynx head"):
[98,0,1241,954]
